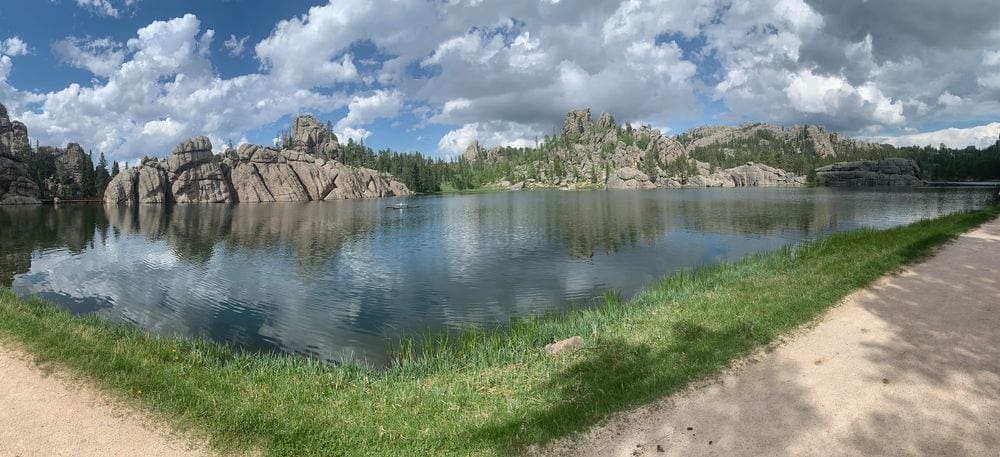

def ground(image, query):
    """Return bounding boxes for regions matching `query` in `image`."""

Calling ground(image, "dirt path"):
[546,219,1000,456]
[0,347,213,457]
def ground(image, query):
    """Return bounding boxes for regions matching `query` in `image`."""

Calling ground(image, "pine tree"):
[96,152,110,195]
[79,150,97,197]
[111,161,120,177]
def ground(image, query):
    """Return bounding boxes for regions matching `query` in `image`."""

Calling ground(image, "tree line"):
[687,129,1000,182]
[24,144,123,200]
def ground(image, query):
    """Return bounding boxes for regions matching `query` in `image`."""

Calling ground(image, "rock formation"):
[815,158,922,187]
[596,112,616,130]
[291,115,339,157]
[0,103,40,204]
[606,167,656,189]
[711,162,805,187]
[680,122,884,157]
[563,109,593,136]
[105,133,410,205]
[463,140,485,162]
[461,109,891,191]
[39,143,87,198]
[165,136,233,203]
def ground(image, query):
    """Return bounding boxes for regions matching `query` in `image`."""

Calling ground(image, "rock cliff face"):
[165,136,233,203]
[0,103,40,205]
[105,134,410,205]
[679,123,884,157]
[710,162,805,187]
[563,109,594,136]
[291,115,339,157]
[469,109,807,190]
[609,161,806,189]
[815,158,922,187]
[38,143,88,198]
[606,167,656,189]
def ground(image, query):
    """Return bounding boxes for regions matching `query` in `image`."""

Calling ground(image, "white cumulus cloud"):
[873,123,1000,149]
[52,37,125,77]
[224,34,249,57]
[2,37,29,57]
[1,0,998,161]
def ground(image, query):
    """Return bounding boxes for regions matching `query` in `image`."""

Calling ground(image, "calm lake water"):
[3,187,994,365]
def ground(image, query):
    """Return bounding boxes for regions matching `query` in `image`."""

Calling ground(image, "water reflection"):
[4,188,994,365]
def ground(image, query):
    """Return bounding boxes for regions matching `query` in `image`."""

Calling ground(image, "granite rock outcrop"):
[0,103,40,204]
[815,158,922,187]
[105,133,410,204]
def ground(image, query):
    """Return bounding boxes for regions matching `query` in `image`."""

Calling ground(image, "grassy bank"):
[1,204,997,456]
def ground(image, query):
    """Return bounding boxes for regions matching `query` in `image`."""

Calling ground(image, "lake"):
[3,187,995,365]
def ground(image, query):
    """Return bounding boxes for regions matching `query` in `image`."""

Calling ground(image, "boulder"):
[815,158,922,187]
[509,181,525,191]
[712,162,805,187]
[252,162,310,201]
[164,137,233,203]
[136,164,170,203]
[171,164,232,203]
[104,168,139,205]
[171,136,213,155]
[228,162,275,203]
[607,167,656,189]
[545,336,584,355]
[324,164,406,200]
[287,160,337,201]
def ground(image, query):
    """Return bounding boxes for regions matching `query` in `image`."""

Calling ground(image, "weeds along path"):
[0,346,213,457]
[546,217,1000,456]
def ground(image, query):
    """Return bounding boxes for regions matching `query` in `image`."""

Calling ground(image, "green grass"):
[1,204,997,456]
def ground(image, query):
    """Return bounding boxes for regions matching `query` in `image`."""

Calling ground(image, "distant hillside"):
[458,109,898,189]
[453,109,1000,189]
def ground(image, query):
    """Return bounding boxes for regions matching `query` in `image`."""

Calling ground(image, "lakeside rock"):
[105,133,411,205]
[0,103,40,205]
[291,115,340,157]
[711,162,806,187]
[166,136,233,203]
[607,167,656,189]
[545,336,584,355]
[815,158,922,187]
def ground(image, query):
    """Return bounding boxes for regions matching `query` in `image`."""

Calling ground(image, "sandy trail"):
[546,218,1000,456]
[0,347,213,457]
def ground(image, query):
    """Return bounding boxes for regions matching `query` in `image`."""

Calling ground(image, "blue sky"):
[0,0,998,163]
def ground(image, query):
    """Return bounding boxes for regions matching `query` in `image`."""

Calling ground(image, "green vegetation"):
[1,204,995,456]
[686,126,1000,181]
[24,145,113,200]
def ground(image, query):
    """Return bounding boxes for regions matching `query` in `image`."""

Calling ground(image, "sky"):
[0,0,998,163]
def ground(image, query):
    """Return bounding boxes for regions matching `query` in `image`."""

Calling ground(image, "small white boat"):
[387,202,420,209]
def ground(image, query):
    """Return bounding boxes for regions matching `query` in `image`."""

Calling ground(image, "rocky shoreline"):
[815,158,923,187]
[101,115,410,204]
[104,133,411,205]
